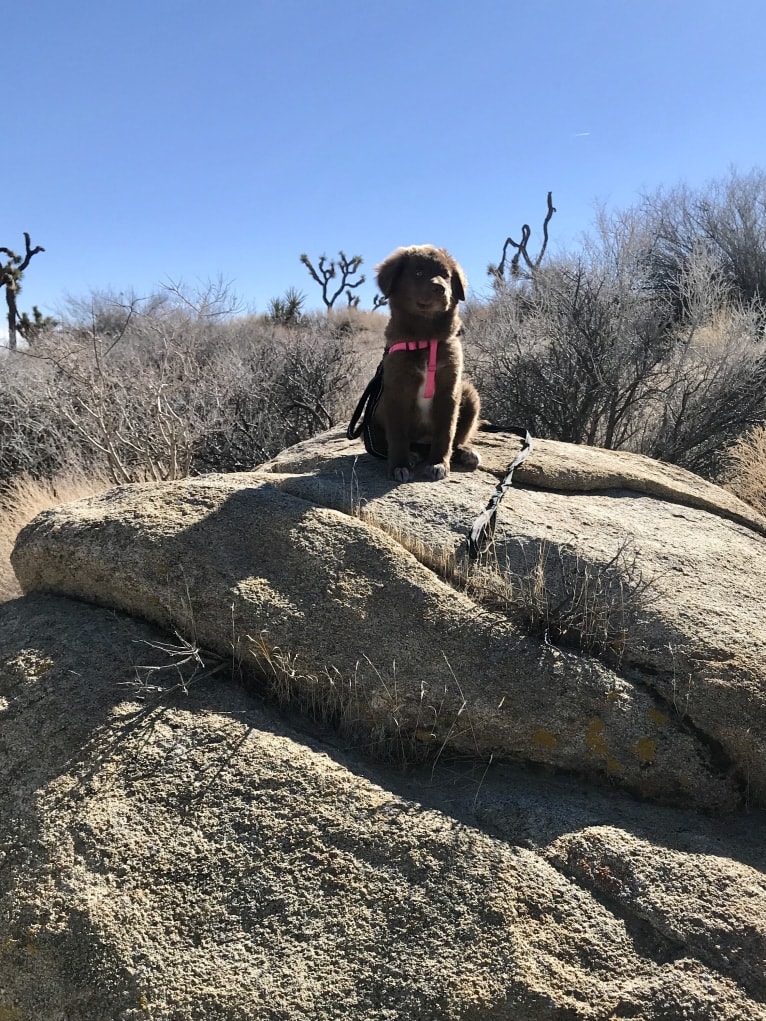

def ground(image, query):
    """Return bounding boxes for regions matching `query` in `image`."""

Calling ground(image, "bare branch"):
[489,192,556,286]
[300,251,365,309]
[161,275,243,319]
[18,232,46,272]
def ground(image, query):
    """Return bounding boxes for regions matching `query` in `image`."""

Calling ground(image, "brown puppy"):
[371,245,481,482]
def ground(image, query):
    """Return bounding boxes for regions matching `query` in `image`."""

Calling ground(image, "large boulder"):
[12,427,766,810]
[1,593,765,1020]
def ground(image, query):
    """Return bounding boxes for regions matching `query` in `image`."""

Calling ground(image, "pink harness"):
[385,339,439,398]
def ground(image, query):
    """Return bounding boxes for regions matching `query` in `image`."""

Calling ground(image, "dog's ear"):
[451,263,467,303]
[376,249,408,298]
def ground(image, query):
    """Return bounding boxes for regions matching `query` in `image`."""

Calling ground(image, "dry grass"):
[465,539,656,666]
[239,526,655,774]
[244,632,479,770]
[350,502,655,668]
[246,632,354,727]
[723,424,766,516]
[0,471,112,602]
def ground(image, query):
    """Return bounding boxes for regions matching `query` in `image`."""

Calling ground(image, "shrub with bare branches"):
[468,242,675,448]
[0,287,369,489]
[0,354,82,492]
[466,222,766,478]
[638,167,766,309]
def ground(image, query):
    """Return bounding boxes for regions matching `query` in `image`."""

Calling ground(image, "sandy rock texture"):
[1,594,765,1020]
[12,427,766,810]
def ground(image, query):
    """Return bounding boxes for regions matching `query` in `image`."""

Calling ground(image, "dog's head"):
[375,245,467,315]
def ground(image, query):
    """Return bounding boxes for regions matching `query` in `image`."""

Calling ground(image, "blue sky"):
[6,0,766,320]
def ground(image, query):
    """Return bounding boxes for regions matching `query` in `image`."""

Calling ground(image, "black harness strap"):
[346,360,386,459]
[468,426,534,559]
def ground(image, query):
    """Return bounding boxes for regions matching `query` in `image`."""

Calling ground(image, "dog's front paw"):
[423,461,449,481]
[391,465,412,483]
[454,445,481,471]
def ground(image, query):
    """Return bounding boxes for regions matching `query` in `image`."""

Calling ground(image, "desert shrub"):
[723,424,766,515]
[638,167,766,308]
[1,290,371,488]
[465,223,766,479]
[19,305,216,484]
[0,353,91,491]
[193,321,362,473]
[645,304,766,475]
[467,254,674,449]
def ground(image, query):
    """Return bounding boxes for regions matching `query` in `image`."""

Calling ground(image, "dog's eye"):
[414,269,424,278]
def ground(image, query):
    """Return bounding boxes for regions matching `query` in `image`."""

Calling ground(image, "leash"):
[467,426,534,559]
[347,364,534,557]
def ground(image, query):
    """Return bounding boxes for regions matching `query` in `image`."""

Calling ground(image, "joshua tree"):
[17,305,57,343]
[488,192,556,286]
[300,250,365,309]
[1,233,46,350]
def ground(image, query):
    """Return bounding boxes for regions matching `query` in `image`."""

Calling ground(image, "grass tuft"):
[0,471,112,602]
[351,502,655,668]
[244,633,481,770]
[723,424,766,516]
[465,538,656,666]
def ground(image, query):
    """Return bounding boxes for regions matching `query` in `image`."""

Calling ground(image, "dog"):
[370,245,481,482]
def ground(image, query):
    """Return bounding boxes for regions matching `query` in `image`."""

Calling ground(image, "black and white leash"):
[467,426,534,559]
[347,375,534,558]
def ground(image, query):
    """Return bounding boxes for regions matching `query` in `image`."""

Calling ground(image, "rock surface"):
[1,593,765,1020]
[12,427,766,810]
[5,427,766,1018]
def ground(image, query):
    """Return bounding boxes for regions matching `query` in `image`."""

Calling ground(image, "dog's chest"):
[414,372,434,431]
